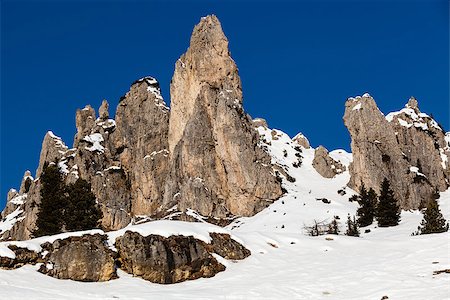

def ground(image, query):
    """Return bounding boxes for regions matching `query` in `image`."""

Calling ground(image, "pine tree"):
[376,178,401,227]
[64,178,103,231]
[345,214,360,237]
[327,217,340,235]
[356,186,377,227]
[416,199,449,234]
[33,163,67,237]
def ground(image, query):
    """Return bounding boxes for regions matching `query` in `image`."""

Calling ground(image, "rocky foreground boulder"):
[0,230,250,283]
[0,15,282,241]
[344,94,449,209]
[38,234,117,282]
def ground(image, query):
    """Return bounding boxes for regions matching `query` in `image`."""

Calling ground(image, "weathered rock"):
[293,132,310,149]
[0,245,41,269]
[252,118,268,129]
[312,146,346,178]
[39,234,116,282]
[115,231,225,284]
[164,15,283,218]
[36,131,69,177]
[98,99,109,121]
[113,77,170,217]
[19,171,33,194]
[74,105,96,147]
[344,94,449,209]
[209,233,251,260]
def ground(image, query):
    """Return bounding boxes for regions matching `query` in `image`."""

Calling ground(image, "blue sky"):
[1,0,448,208]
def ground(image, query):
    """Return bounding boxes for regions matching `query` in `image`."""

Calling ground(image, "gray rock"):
[115,231,225,284]
[344,94,449,209]
[312,146,346,178]
[39,234,117,282]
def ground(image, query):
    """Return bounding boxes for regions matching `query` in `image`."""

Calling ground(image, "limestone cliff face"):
[344,94,449,209]
[113,78,170,217]
[164,15,283,217]
[1,15,283,241]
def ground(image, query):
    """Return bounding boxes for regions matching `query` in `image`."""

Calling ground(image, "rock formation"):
[312,146,346,178]
[1,231,250,283]
[293,133,310,149]
[344,94,449,209]
[164,15,283,218]
[39,234,117,282]
[116,232,224,284]
[1,15,282,241]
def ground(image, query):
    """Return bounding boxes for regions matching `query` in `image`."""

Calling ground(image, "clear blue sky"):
[1,0,448,208]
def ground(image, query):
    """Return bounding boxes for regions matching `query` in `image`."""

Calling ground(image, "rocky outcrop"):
[312,146,346,178]
[209,233,250,260]
[113,77,170,217]
[164,15,283,218]
[36,131,69,177]
[344,94,449,209]
[39,234,116,282]
[1,15,284,240]
[115,231,250,284]
[116,232,224,284]
[0,245,41,269]
[293,133,310,149]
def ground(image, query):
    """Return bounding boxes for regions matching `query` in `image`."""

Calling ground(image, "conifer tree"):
[33,163,67,237]
[376,178,401,227]
[65,178,103,231]
[356,185,377,227]
[345,215,360,237]
[327,217,340,235]
[416,199,449,234]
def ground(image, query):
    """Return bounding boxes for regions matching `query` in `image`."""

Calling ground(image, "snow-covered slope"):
[0,126,449,300]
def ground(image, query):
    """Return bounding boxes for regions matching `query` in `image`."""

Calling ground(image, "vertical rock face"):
[164,15,283,217]
[113,78,170,217]
[344,94,449,209]
[312,146,346,178]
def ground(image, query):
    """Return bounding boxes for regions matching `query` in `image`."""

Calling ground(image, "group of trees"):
[34,163,103,237]
[352,178,448,235]
[351,178,401,229]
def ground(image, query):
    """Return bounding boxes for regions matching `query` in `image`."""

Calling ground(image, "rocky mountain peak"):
[406,96,419,109]
[344,94,448,209]
[98,100,109,121]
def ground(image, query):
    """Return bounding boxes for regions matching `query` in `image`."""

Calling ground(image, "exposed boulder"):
[164,15,283,218]
[0,245,41,269]
[209,233,250,260]
[115,231,225,284]
[344,94,449,209]
[312,146,346,178]
[39,234,117,282]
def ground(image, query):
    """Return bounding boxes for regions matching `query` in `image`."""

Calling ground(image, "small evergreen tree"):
[327,217,340,235]
[416,199,449,234]
[357,186,377,227]
[345,214,360,237]
[33,163,67,237]
[65,178,103,231]
[376,178,401,227]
